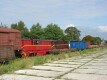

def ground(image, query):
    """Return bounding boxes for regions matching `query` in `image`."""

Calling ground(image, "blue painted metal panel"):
[70,41,77,49]
[70,41,88,50]
[78,41,84,49]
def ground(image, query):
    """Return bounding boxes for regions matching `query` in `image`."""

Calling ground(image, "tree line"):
[10,21,80,41]
[0,21,103,45]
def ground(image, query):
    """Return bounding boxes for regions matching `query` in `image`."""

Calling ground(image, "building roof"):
[0,28,20,33]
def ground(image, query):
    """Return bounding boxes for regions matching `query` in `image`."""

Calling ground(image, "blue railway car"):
[70,41,88,50]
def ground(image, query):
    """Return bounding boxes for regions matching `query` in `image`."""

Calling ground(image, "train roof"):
[0,28,20,33]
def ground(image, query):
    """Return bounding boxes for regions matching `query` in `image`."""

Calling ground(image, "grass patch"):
[0,46,107,75]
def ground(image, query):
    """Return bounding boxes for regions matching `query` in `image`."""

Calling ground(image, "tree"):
[82,35,94,44]
[21,27,30,39]
[105,40,107,44]
[0,23,8,28]
[0,23,4,28]
[82,35,94,42]
[11,21,29,38]
[30,23,44,39]
[92,37,102,45]
[65,26,80,41]
[44,23,64,40]
[11,23,17,29]
[62,34,71,41]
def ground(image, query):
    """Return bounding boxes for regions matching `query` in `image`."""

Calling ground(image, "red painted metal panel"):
[39,40,52,45]
[21,39,33,46]
[21,39,53,56]
[87,41,91,48]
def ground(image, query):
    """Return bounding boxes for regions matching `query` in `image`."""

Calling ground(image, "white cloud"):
[62,24,76,30]
[66,24,75,27]
[99,26,107,32]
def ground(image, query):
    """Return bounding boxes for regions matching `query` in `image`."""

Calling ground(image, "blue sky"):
[0,0,107,39]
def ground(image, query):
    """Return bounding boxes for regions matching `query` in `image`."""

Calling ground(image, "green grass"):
[0,46,107,75]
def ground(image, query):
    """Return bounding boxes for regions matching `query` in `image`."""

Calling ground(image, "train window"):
[34,40,39,45]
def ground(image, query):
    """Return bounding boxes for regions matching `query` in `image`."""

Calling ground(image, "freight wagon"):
[0,28,21,62]
[70,41,88,50]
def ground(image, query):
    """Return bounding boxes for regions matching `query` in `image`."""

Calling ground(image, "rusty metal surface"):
[0,28,21,50]
[0,45,15,62]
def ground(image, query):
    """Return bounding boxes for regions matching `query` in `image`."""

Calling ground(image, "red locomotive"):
[21,39,53,56]
[21,39,69,57]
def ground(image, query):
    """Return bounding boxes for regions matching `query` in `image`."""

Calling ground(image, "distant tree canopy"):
[11,21,29,38]
[62,34,71,41]
[1,20,105,44]
[105,40,107,44]
[9,20,104,42]
[30,23,44,39]
[0,23,2,28]
[10,21,81,40]
[82,35,94,42]
[92,37,102,45]
[0,23,8,28]
[82,35,102,45]
[65,26,80,41]
[44,23,64,40]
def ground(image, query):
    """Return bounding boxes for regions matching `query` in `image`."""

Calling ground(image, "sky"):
[0,0,107,40]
